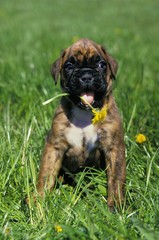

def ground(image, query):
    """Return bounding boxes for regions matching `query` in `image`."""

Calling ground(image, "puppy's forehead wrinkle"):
[61,39,108,68]
[65,40,102,63]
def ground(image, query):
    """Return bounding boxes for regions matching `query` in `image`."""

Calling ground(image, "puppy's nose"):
[80,69,94,83]
[81,74,93,82]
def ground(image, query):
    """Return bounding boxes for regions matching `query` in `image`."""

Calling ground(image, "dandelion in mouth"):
[80,96,108,124]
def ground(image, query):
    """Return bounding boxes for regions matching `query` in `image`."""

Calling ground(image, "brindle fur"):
[37,39,126,210]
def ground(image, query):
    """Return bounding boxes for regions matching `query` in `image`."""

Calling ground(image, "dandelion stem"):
[42,93,69,105]
[80,96,94,110]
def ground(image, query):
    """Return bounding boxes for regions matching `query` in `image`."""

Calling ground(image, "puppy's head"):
[51,39,118,109]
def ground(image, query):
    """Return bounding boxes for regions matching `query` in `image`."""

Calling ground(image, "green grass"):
[0,0,159,239]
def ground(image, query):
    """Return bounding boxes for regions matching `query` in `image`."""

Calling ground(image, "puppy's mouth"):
[79,91,95,110]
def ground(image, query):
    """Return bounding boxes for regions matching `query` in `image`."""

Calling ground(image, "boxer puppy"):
[37,39,126,210]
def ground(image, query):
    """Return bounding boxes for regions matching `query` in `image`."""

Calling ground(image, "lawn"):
[0,0,159,239]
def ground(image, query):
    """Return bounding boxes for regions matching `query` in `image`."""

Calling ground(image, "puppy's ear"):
[51,50,66,84]
[101,46,118,80]
[51,58,61,84]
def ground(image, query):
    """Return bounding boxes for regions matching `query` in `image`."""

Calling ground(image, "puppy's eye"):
[98,61,106,69]
[64,62,74,71]
[64,57,76,71]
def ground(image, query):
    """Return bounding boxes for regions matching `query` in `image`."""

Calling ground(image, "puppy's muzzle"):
[79,68,95,85]
[65,67,107,109]
[74,68,101,91]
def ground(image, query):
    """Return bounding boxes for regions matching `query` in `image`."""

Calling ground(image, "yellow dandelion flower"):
[55,225,63,233]
[135,133,147,144]
[92,105,108,124]
[80,96,108,124]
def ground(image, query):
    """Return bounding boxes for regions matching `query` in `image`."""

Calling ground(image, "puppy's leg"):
[106,146,126,211]
[36,142,62,196]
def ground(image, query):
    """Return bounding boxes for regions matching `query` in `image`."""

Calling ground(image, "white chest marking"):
[65,107,98,152]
